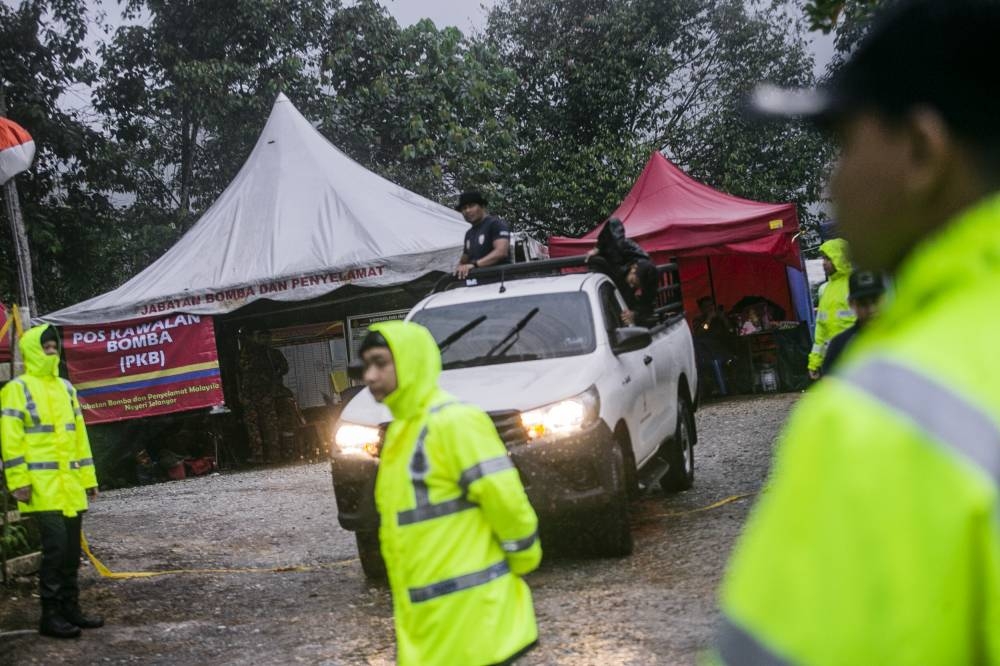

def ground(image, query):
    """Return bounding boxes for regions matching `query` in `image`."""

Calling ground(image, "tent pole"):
[706,258,717,305]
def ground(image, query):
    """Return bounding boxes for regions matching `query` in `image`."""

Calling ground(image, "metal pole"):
[0,89,38,318]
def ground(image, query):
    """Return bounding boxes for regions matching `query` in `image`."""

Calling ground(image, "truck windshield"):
[411,292,596,369]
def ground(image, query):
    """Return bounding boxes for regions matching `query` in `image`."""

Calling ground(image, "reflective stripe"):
[810,343,824,355]
[27,462,59,470]
[459,455,515,492]
[717,615,792,666]
[408,560,510,604]
[501,530,537,553]
[14,379,41,424]
[836,310,854,318]
[398,497,476,525]
[25,425,55,434]
[403,401,464,522]
[4,456,26,467]
[78,457,94,467]
[74,409,82,417]
[1,408,25,419]
[816,311,828,321]
[66,423,77,431]
[842,358,1000,486]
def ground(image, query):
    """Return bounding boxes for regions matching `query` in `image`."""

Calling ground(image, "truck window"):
[411,292,597,369]
[598,282,624,334]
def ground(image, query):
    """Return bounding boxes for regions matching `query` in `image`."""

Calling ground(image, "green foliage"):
[802,0,884,33]
[486,0,831,238]
[2,0,840,310]
[664,1,834,237]
[94,0,338,227]
[0,522,34,559]
[320,0,519,204]
[0,0,130,312]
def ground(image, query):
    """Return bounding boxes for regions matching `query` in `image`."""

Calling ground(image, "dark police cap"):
[748,0,1000,129]
[849,270,885,300]
[456,190,488,210]
[40,325,59,346]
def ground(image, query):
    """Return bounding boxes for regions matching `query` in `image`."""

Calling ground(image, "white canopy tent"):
[44,94,466,326]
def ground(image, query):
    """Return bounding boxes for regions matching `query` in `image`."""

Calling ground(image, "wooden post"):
[1,87,38,371]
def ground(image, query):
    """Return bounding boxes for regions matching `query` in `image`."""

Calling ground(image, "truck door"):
[598,282,657,464]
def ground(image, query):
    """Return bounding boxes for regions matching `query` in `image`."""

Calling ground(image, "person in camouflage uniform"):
[238,330,288,464]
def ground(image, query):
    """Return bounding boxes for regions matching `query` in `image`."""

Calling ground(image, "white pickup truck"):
[330,258,699,577]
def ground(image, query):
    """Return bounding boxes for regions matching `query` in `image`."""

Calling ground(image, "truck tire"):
[662,394,695,492]
[355,530,387,581]
[588,443,634,557]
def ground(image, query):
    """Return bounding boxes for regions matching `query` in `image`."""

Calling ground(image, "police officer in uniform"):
[714,1,1000,663]
[1,325,103,638]
[454,190,511,280]
[360,322,540,665]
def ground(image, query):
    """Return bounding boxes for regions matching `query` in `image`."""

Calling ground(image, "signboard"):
[63,314,224,424]
[346,309,410,361]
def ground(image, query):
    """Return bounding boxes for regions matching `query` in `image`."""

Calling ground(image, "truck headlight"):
[334,422,381,457]
[521,387,600,441]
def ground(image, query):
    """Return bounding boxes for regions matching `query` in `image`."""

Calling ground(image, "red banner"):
[63,314,224,424]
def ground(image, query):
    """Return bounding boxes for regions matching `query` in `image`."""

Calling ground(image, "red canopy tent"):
[548,152,806,322]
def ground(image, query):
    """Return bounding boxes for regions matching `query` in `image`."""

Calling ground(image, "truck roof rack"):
[429,254,685,321]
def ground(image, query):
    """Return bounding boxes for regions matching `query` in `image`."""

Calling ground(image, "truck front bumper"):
[510,419,620,519]
[330,418,621,531]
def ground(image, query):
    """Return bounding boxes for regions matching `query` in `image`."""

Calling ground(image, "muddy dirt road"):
[1,393,798,665]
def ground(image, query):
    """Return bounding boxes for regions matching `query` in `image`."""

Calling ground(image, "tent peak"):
[274,92,290,104]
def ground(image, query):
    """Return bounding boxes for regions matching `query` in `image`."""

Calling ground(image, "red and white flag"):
[0,117,35,185]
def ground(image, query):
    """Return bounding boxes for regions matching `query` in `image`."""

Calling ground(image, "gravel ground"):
[1,392,799,665]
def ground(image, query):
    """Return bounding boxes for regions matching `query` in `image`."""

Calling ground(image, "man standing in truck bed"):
[454,190,511,280]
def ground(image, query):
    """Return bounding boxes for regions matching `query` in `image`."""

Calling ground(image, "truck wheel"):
[355,530,387,581]
[588,445,634,557]
[662,395,695,492]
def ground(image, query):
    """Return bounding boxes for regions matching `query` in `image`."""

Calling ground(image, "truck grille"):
[372,410,527,455]
[488,410,528,448]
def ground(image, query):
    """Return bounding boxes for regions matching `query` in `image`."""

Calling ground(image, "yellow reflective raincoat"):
[372,321,540,666]
[809,238,855,373]
[2,325,97,516]
[715,193,1000,664]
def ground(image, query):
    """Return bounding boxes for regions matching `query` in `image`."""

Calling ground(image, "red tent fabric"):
[548,152,803,320]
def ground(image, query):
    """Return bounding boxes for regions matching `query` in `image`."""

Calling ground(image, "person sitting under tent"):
[692,297,738,396]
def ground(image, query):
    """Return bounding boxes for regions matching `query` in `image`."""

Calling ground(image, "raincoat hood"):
[597,217,649,267]
[372,320,441,421]
[819,239,852,277]
[19,324,60,378]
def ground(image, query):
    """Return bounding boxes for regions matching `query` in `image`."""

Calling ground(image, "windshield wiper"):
[486,308,539,358]
[437,315,487,353]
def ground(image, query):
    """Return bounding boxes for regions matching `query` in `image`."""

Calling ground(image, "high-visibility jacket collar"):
[373,321,441,421]
[878,190,1000,333]
[20,324,60,378]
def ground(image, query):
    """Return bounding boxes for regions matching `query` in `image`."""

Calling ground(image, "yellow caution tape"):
[646,492,756,519]
[81,532,356,579]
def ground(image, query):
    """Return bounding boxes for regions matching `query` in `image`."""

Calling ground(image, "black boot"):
[62,601,104,629]
[39,602,81,639]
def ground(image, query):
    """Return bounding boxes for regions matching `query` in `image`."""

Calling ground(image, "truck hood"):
[339,353,601,426]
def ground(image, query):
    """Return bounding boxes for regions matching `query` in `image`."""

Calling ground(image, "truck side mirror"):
[611,326,652,355]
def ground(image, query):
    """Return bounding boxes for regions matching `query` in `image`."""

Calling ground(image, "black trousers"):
[33,512,83,605]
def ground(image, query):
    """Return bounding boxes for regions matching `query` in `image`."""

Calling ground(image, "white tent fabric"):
[44,94,466,325]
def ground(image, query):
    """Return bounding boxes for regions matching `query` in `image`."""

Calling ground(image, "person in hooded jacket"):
[359,321,540,666]
[808,238,855,378]
[1,324,103,638]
